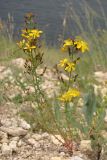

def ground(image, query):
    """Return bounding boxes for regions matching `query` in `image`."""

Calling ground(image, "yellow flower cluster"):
[24,42,36,52]
[17,29,43,52]
[21,29,43,39]
[58,88,80,102]
[61,39,73,52]
[61,37,89,53]
[59,58,75,72]
[74,38,89,53]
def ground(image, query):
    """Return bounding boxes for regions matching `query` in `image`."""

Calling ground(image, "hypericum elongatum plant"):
[16,13,107,159]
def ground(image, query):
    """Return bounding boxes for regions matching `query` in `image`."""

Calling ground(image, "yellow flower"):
[24,43,36,52]
[74,38,89,53]
[58,88,80,102]
[65,62,75,72]
[59,58,69,67]
[30,29,43,38]
[61,39,73,52]
[22,29,31,34]
[59,59,75,72]
[21,29,31,38]
[21,29,43,39]
[17,39,26,49]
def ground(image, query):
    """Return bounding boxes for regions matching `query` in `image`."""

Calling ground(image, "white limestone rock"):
[51,135,64,145]
[11,58,25,69]
[0,126,28,137]
[70,156,85,160]
[19,119,31,130]
[51,157,67,160]
[1,143,12,155]
[32,134,42,141]
[80,140,92,152]
[0,131,8,143]
[9,140,18,152]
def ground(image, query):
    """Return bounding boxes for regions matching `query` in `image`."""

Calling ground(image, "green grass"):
[62,0,107,74]
[0,35,106,78]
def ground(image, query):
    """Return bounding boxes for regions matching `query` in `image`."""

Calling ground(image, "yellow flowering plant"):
[61,37,89,53]
[58,36,89,103]
[52,36,90,153]
[58,88,80,102]
[57,37,106,159]
[16,13,89,152]
[16,14,107,159]
[17,13,51,129]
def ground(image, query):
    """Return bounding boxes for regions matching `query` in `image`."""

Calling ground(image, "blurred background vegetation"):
[0,0,107,75]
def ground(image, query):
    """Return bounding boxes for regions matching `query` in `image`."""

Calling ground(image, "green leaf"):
[12,94,23,104]
[83,85,97,125]
[54,99,63,126]
[65,103,84,132]
[96,106,106,131]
